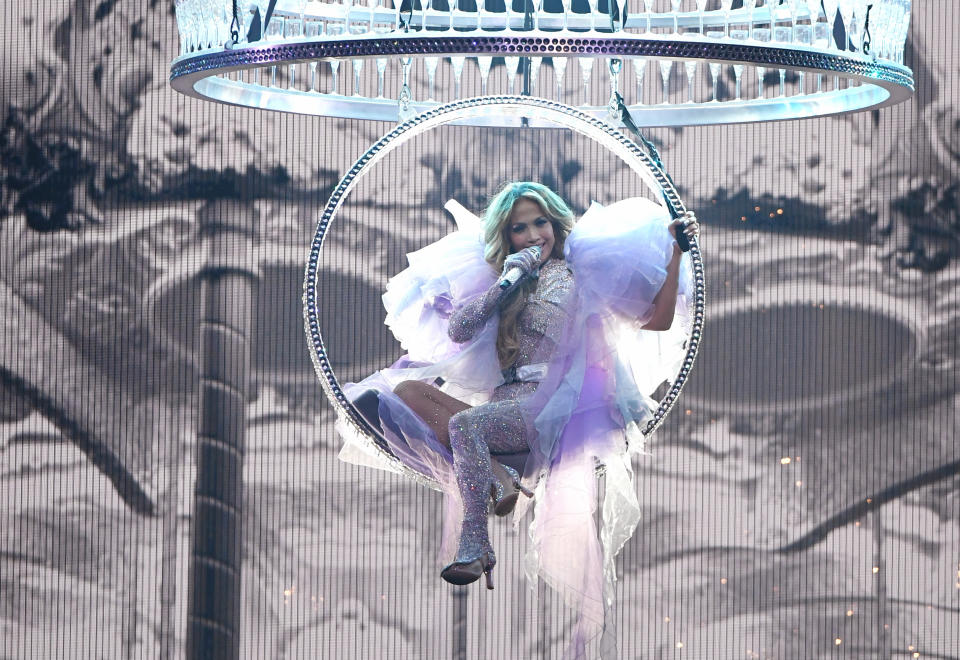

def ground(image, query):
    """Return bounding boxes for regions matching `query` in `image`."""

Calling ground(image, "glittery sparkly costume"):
[445,259,575,567]
[342,197,693,656]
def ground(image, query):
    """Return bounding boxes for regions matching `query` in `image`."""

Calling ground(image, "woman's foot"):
[440,549,496,589]
[441,511,497,589]
[489,461,534,517]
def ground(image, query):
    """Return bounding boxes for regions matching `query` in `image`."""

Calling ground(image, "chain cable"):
[614,92,682,220]
[230,0,240,45]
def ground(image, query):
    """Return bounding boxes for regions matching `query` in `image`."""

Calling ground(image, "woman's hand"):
[668,211,700,252]
[502,246,543,276]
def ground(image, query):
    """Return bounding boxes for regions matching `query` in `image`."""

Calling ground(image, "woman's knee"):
[448,407,477,436]
[392,379,424,401]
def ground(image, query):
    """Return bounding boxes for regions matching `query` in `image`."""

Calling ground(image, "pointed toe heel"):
[490,463,534,517]
[440,551,496,589]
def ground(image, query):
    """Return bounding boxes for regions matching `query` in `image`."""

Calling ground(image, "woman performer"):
[345,181,697,651]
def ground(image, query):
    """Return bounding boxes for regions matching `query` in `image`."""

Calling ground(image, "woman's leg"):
[392,380,470,448]
[446,401,529,565]
[393,380,529,520]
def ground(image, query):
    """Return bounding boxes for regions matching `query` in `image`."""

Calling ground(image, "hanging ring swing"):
[303,95,706,487]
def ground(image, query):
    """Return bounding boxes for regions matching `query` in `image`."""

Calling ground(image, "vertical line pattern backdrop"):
[0,1,958,659]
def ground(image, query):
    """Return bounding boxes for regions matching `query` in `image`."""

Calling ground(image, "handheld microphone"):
[500,246,541,290]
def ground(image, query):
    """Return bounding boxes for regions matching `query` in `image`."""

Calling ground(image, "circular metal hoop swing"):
[303,95,705,482]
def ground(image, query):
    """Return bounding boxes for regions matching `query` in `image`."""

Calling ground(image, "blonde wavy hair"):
[482,182,576,367]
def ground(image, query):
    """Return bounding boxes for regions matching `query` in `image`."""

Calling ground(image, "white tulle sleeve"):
[517,198,694,657]
[563,196,693,444]
[565,196,691,324]
[381,200,497,364]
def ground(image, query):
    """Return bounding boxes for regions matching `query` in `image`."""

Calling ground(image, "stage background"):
[1,1,958,658]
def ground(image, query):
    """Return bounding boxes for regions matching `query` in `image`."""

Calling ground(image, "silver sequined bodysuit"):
[445,260,576,561]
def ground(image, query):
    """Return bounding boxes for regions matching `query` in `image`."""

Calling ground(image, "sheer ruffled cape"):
[341,197,692,658]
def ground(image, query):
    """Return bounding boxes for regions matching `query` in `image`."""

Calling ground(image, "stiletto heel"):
[484,563,494,590]
[504,464,535,498]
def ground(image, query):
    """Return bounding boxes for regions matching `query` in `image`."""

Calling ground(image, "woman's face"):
[506,198,555,261]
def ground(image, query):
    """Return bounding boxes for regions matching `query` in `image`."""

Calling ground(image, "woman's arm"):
[447,247,541,343]
[642,246,682,331]
[447,283,506,343]
[641,214,698,332]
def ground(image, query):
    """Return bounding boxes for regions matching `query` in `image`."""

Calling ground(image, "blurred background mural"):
[1,1,958,658]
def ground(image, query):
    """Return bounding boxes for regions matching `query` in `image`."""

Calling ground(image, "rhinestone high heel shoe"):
[490,462,534,517]
[440,548,496,589]
[441,483,499,590]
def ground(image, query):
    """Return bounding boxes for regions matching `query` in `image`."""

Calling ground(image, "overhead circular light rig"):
[170,0,914,127]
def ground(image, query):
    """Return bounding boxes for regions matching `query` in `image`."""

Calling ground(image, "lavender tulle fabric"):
[341,197,692,657]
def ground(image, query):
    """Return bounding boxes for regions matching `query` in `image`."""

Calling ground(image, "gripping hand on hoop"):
[669,211,700,253]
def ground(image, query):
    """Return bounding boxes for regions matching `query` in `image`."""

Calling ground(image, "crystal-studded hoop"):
[303,96,705,485]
